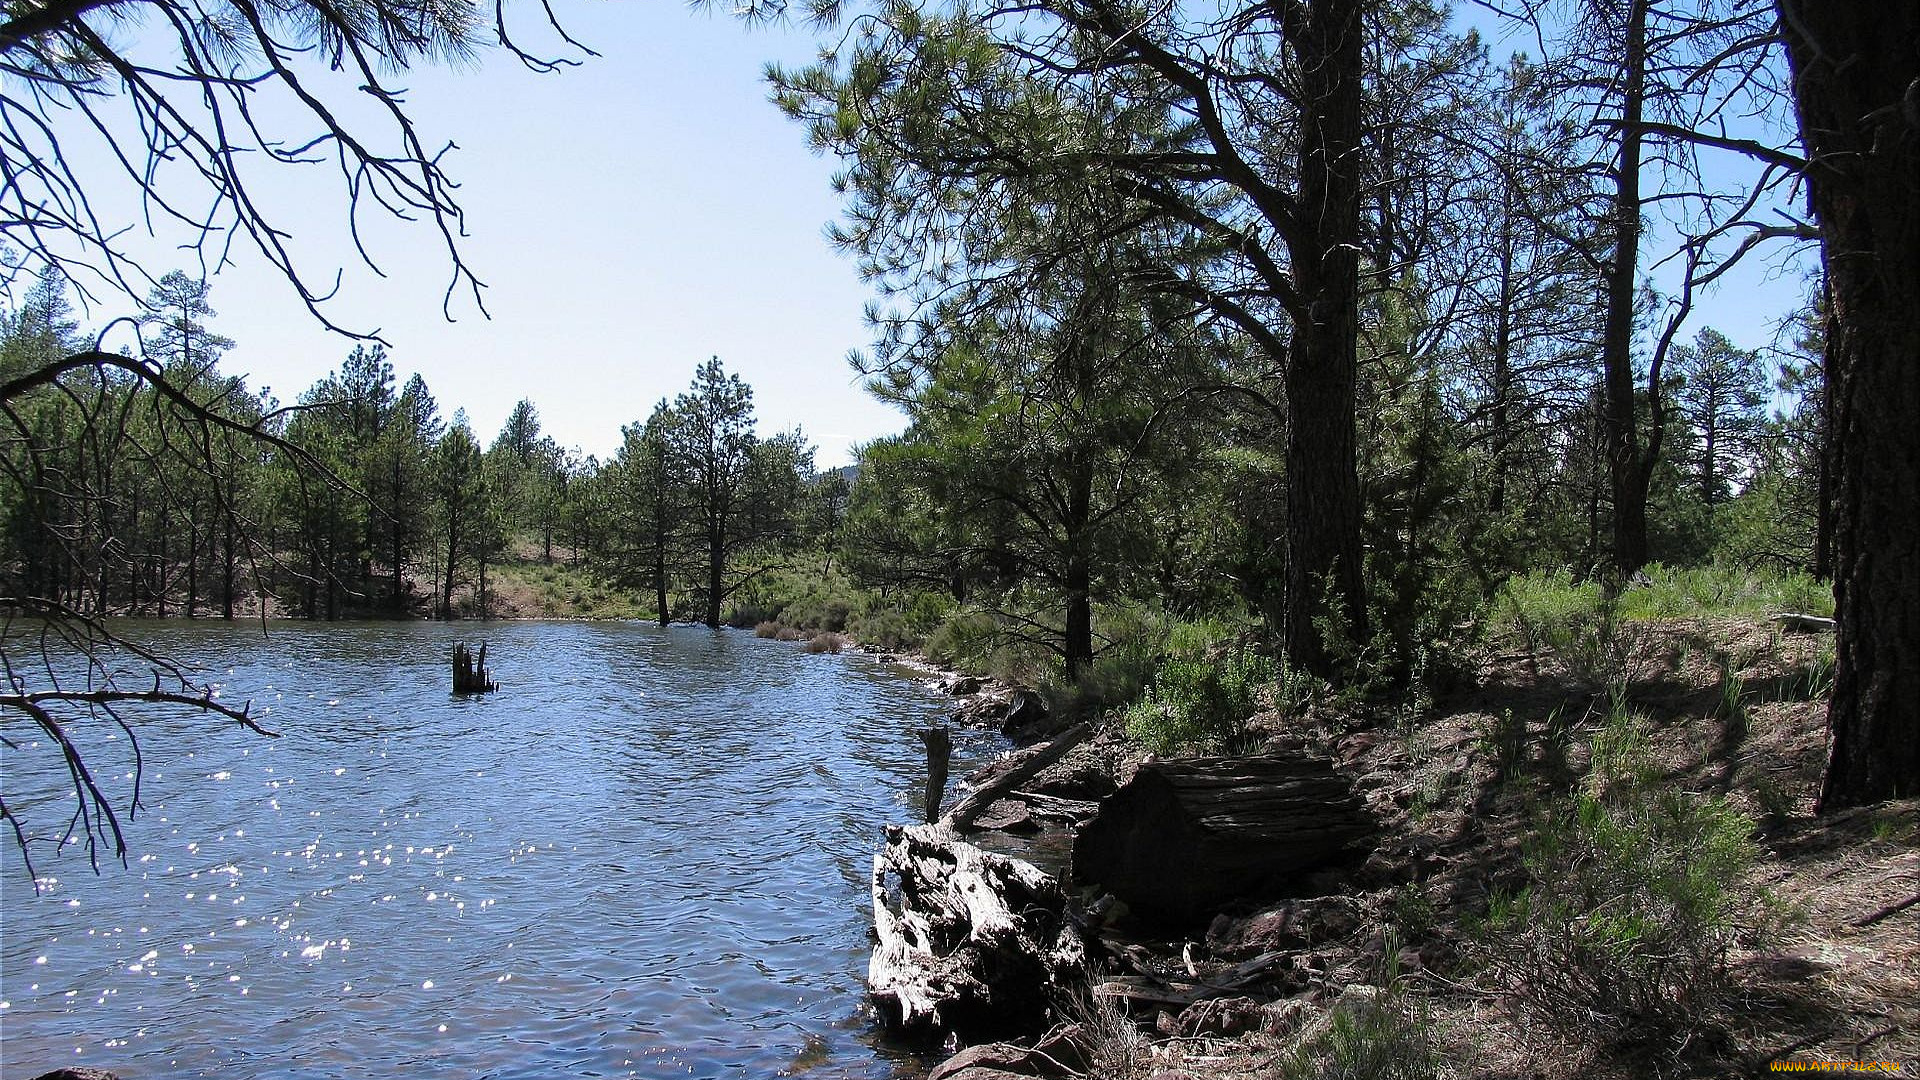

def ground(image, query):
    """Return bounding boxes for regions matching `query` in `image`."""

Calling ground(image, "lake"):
[0,621,1001,1079]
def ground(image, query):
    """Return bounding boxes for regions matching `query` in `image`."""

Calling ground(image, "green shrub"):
[1479,708,1529,785]
[1791,639,1836,701]
[1277,943,1438,1080]
[1488,756,1758,1049]
[847,607,918,651]
[1125,646,1276,754]
[922,609,1000,671]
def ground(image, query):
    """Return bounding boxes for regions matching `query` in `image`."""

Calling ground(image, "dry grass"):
[1016,616,1914,1080]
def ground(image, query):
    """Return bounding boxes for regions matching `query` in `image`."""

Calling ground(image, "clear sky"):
[54,1,1814,466]
[81,3,899,468]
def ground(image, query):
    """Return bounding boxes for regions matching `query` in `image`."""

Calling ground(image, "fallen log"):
[1073,754,1377,925]
[869,822,1085,1041]
[1771,612,1836,633]
[943,723,1092,832]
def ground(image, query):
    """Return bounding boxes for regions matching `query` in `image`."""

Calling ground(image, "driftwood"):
[1771,612,1836,633]
[1073,754,1376,925]
[452,643,498,694]
[869,822,1085,1040]
[943,723,1092,832]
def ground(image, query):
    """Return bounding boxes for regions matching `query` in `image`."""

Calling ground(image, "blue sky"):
[60,2,1815,466]
[84,3,894,467]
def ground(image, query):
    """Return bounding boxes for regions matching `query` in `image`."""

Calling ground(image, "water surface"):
[1,621,995,1078]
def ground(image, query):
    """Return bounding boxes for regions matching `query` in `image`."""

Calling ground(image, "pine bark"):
[1777,0,1920,807]
[1599,0,1655,577]
[1282,0,1369,679]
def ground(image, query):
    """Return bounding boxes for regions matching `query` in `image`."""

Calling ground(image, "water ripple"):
[1,621,1001,1079]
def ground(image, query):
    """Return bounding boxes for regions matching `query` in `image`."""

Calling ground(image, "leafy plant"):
[1277,939,1439,1080]
[1125,646,1277,754]
[1488,738,1758,1050]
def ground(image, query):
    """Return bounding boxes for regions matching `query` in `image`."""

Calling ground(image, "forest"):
[0,271,834,628]
[2,0,1916,1074]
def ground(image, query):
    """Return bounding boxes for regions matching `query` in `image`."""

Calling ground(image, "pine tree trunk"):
[186,501,200,617]
[654,549,670,628]
[222,509,236,620]
[442,508,459,621]
[156,510,170,618]
[705,523,724,628]
[1600,0,1652,578]
[1063,452,1094,683]
[1489,204,1516,517]
[1778,0,1920,807]
[1282,0,1368,681]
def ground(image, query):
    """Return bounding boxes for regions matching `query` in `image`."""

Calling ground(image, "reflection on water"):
[1,621,999,1079]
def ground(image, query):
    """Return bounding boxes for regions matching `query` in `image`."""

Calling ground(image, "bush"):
[1278,993,1439,1080]
[1125,645,1276,754]
[847,607,918,651]
[1277,943,1439,1080]
[754,621,781,639]
[1485,733,1758,1049]
[804,631,846,654]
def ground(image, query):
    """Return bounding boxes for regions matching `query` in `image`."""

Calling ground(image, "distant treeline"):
[0,271,842,624]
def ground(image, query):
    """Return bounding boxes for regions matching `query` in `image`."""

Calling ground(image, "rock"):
[1030,763,1118,801]
[929,1043,1041,1080]
[1000,690,1058,744]
[956,690,1015,728]
[972,799,1041,834]
[1072,755,1378,925]
[929,1069,1034,1080]
[1175,994,1265,1036]
[1261,997,1311,1036]
[945,676,984,696]
[868,823,1085,1042]
[32,1072,123,1080]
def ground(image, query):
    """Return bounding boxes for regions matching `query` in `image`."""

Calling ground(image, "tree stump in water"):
[869,822,1085,1041]
[452,643,498,694]
[919,727,952,822]
[1073,754,1376,926]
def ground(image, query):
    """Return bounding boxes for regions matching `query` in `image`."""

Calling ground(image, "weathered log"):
[1072,754,1376,925]
[869,822,1085,1041]
[1771,612,1836,633]
[943,723,1092,832]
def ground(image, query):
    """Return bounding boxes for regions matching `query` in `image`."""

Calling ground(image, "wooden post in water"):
[919,727,951,823]
[453,642,499,694]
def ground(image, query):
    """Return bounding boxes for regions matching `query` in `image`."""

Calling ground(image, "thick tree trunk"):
[1283,0,1369,681]
[1778,0,1920,808]
[1073,755,1377,925]
[1599,0,1653,578]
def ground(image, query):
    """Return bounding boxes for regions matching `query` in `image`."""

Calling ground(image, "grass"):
[483,558,647,619]
[1499,564,1832,633]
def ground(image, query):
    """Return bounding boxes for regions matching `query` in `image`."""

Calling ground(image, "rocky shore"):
[864,621,1920,1080]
